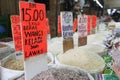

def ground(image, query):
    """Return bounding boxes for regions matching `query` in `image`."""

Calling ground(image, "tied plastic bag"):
[109,50,120,66]
[1,53,24,80]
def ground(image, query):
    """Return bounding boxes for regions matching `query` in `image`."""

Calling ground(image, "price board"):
[60,12,74,52]
[58,15,61,34]
[87,15,91,35]
[78,15,87,46]
[78,15,87,37]
[60,12,73,39]
[92,15,97,28]
[73,18,78,32]
[10,15,22,52]
[19,1,47,80]
[19,1,47,59]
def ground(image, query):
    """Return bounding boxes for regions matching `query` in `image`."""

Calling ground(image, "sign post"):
[78,15,87,46]
[19,1,47,80]
[60,12,74,52]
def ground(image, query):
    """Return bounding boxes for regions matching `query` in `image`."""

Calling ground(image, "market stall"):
[0,1,120,80]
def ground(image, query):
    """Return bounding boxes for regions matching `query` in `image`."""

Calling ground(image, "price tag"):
[78,15,87,37]
[61,12,74,52]
[20,1,47,59]
[58,15,61,34]
[11,15,20,25]
[10,15,22,52]
[19,1,47,80]
[87,15,91,35]
[92,15,97,28]
[73,18,78,32]
[61,12,73,39]
[78,15,87,46]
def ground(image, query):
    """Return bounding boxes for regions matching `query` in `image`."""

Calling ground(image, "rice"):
[57,48,105,73]
[3,59,24,70]
[15,68,90,80]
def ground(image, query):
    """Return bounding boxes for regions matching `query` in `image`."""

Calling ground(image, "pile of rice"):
[48,41,63,55]
[3,59,24,70]
[15,68,90,80]
[57,48,105,73]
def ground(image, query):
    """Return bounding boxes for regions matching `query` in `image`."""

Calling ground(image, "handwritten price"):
[21,8,44,21]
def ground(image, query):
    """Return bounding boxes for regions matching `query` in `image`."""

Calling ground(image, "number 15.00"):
[21,8,44,21]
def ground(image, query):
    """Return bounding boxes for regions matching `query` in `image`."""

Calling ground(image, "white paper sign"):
[78,15,87,37]
[60,12,73,39]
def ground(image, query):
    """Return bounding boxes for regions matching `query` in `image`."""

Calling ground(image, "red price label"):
[11,15,22,52]
[19,2,47,59]
[87,15,91,34]
[58,15,61,34]
[92,15,97,28]
[11,16,20,25]
[73,18,78,32]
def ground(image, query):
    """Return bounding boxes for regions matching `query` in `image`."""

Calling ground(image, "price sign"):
[10,15,22,52]
[73,18,78,32]
[58,15,61,34]
[11,15,20,25]
[92,15,97,28]
[87,15,91,34]
[20,1,47,59]
[19,1,47,80]
[61,12,73,39]
[78,15,87,37]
